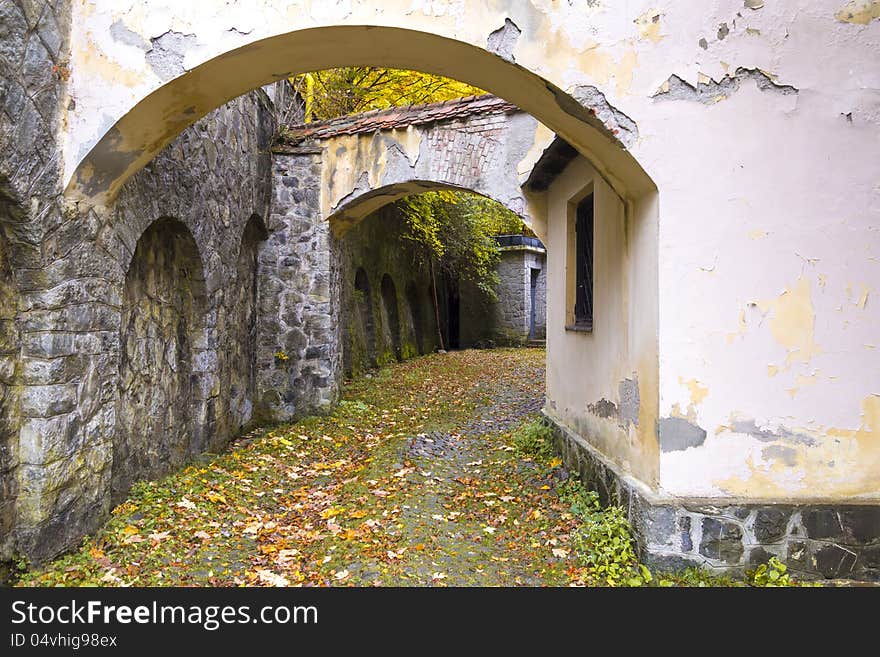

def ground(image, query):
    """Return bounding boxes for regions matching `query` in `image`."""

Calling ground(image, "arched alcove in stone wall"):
[380,275,402,363]
[113,218,209,504]
[0,229,20,558]
[226,215,268,433]
[405,281,425,356]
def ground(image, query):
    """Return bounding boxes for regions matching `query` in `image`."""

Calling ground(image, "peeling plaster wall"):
[544,156,659,488]
[647,6,880,502]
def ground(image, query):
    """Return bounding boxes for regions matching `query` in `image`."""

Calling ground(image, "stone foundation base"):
[544,414,880,582]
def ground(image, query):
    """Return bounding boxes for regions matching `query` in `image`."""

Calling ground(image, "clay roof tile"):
[279,93,519,144]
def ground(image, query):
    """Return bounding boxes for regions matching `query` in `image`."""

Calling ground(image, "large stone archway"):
[65,6,656,208]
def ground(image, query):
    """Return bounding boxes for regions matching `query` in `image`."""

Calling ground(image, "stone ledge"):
[542,412,880,583]
[271,145,323,155]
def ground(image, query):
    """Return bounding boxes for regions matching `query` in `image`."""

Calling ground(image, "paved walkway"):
[20,348,579,587]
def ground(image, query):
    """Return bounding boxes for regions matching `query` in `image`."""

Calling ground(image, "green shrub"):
[511,419,555,460]
[746,556,793,587]
[557,479,651,586]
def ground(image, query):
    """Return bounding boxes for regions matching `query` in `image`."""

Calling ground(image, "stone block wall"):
[112,219,209,504]
[0,231,21,562]
[0,0,306,562]
[109,90,276,504]
[460,243,547,346]
[494,246,546,343]
[549,416,880,582]
[1,0,77,566]
[258,148,340,422]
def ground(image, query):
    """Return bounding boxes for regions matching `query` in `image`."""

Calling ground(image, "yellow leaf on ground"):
[176,497,197,510]
[256,569,289,587]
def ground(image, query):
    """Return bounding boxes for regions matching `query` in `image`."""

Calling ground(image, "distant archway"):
[328,179,535,239]
[380,274,402,362]
[347,267,377,375]
[405,281,426,355]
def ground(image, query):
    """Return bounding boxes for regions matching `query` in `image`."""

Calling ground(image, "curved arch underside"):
[67,23,655,205]
[327,181,529,238]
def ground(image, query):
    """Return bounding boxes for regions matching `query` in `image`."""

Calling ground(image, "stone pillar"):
[257,147,341,422]
[15,204,118,561]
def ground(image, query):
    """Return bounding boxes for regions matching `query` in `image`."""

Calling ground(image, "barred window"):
[573,194,593,330]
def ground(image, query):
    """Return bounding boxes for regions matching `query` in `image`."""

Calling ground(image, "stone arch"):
[66,22,655,209]
[226,215,268,433]
[113,217,209,504]
[405,281,425,356]
[380,274,402,363]
[328,180,532,239]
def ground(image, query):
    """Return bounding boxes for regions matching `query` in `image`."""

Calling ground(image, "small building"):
[489,235,546,343]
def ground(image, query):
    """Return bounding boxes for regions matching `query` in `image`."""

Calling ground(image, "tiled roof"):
[279,94,520,144]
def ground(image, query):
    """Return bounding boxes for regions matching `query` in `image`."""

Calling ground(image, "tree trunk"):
[430,258,445,351]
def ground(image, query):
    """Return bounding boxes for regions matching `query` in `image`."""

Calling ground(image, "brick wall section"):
[423,114,510,188]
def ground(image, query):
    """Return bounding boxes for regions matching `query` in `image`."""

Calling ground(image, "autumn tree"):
[292,67,484,122]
